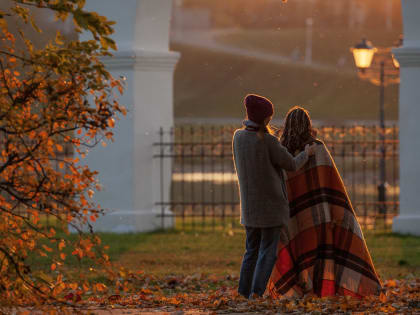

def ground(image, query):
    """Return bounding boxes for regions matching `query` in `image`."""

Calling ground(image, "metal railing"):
[155,124,399,230]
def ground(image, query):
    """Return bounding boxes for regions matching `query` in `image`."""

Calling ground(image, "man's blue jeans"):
[238,226,282,298]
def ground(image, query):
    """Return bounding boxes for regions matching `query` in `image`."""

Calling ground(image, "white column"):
[81,0,179,233]
[392,0,420,236]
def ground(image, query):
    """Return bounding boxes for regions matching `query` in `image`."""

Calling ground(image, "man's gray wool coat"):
[232,123,308,228]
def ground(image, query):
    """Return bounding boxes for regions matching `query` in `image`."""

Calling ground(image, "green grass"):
[113,229,420,280]
[172,43,399,122]
[364,231,420,279]
[29,226,420,281]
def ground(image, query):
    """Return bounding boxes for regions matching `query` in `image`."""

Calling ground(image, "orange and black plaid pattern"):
[267,142,381,298]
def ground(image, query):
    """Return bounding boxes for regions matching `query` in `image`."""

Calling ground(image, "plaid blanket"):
[267,141,381,298]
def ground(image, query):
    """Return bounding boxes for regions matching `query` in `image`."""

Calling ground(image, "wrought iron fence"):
[154,124,399,230]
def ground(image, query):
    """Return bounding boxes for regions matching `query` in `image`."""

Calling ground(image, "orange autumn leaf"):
[69,283,78,290]
[51,263,56,271]
[42,245,53,252]
[96,283,107,292]
[107,118,115,128]
[379,292,387,303]
[58,240,65,251]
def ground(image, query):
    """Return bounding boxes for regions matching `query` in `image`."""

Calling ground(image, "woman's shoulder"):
[313,138,325,146]
[302,138,324,147]
[312,139,330,151]
[305,139,330,156]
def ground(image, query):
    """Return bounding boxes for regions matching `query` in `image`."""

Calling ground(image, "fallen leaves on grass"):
[83,275,419,314]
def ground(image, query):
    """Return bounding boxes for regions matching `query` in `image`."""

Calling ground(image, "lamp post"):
[351,38,401,218]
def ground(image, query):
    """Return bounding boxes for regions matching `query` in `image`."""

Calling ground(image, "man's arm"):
[267,136,312,172]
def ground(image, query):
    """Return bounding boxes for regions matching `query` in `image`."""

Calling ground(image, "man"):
[233,94,315,298]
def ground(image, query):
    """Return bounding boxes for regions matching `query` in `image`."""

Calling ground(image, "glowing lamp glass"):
[352,47,376,69]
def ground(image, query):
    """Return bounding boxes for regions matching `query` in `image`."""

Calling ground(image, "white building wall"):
[80,0,179,233]
[392,0,420,236]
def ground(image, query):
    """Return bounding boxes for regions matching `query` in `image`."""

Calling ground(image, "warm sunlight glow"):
[392,53,400,69]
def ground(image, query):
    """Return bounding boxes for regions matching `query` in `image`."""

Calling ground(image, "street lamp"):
[351,39,377,71]
[351,38,401,218]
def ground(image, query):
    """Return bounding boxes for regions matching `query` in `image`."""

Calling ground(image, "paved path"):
[84,310,267,315]
[171,29,353,76]
[19,308,213,314]
[83,309,210,314]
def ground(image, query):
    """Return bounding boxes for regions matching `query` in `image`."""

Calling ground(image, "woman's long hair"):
[281,106,317,154]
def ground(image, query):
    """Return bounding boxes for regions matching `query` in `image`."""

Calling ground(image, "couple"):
[233,94,381,300]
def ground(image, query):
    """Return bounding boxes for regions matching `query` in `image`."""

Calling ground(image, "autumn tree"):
[0,0,125,309]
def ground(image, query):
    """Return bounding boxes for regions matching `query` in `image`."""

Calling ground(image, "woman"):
[233,95,315,299]
[267,106,381,298]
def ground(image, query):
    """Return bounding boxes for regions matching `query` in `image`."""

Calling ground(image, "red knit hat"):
[244,94,274,124]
